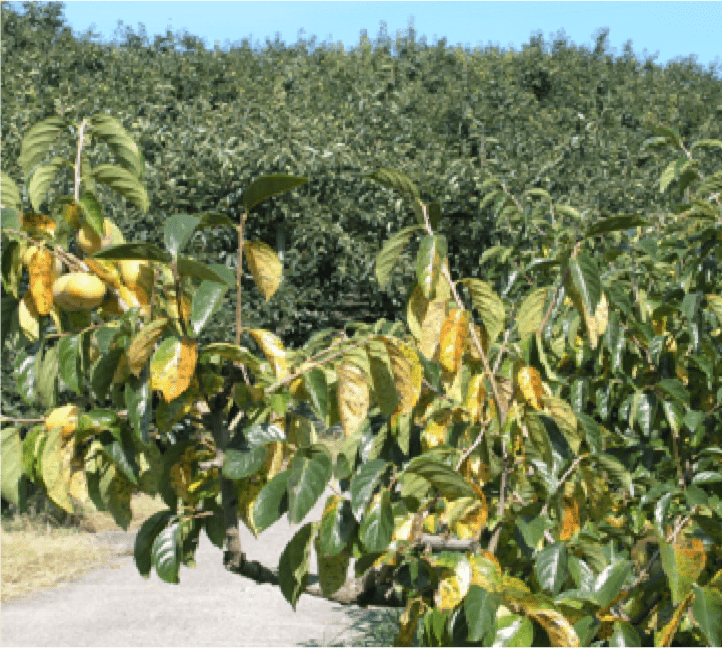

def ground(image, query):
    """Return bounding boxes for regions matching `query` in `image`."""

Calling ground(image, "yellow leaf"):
[653,315,667,336]
[469,552,503,592]
[655,590,694,647]
[517,366,544,410]
[439,309,469,373]
[21,212,56,237]
[236,477,264,537]
[466,323,489,360]
[19,290,40,341]
[594,292,609,338]
[382,336,422,414]
[559,496,580,541]
[27,248,54,314]
[151,336,198,402]
[337,361,369,437]
[243,240,282,301]
[248,328,287,379]
[459,454,491,486]
[45,405,79,440]
[85,258,121,289]
[464,374,487,423]
[421,410,453,451]
[434,558,471,611]
[527,609,580,647]
[449,493,488,540]
[420,298,447,359]
[128,318,168,377]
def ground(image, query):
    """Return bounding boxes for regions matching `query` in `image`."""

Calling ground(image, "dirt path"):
[1,495,399,647]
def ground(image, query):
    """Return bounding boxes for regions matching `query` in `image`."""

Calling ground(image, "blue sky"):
[16,1,722,75]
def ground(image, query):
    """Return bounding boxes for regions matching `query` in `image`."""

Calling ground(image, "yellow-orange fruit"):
[45,404,80,440]
[53,273,107,311]
[77,218,124,254]
[119,259,154,292]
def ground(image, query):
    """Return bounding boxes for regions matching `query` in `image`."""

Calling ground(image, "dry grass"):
[1,493,167,603]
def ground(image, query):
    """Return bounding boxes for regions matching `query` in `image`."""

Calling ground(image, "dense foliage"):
[0,2,722,646]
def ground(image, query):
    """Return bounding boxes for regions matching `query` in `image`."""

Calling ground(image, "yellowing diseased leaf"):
[434,558,471,611]
[248,329,287,379]
[150,336,198,402]
[527,609,580,647]
[22,212,56,237]
[439,309,469,373]
[656,590,694,648]
[469,552,503,592]
[263,441,285,480]
[19,290,40,341]
[594,292,609,338]
[448,493,488,540]
[406,283,428,343]
[466,323,489,360]
[517,366,544,410]
[421,410,453,451]
[337,361,369,437]
[244,241,282,301]
[420,298,446,359]
[45,404,79,440]
[68,467,89,503]
[464,374,487,423]
[559,496,580,541]
[27,248,54,314]
[128,318,168,377]
[653,315,667,336]
[382,336,422,414]
[237,477,264,537]
[459,454,491,486]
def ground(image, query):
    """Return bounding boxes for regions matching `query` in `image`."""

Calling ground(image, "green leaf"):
[176,257,228,283]
[492,614,534,647]
[91,242,169,263]
[593,561,630,609]
[245,423,285,446]
[366,341,400,419]
[19,115,67,177]
[93,163,149,212]
[319,495,356,557]
[134,510,174,578]
[28,158,66,213]
[690,138,722,153]
[350,458,389,521]
[1,171,22,213]
[190,279,227,336]
[569,253,601,318]
[535,542,569,596]
[404,455,475,500]
[278,522,317,610]
[152,520,181,584]
[1,428,27,511]
[15,348,39,405]
[656,378,689,405]
[365,167,420,199]
[78,190,104,235]
[99,428,139,486]
[223,439,266,480]
[164,214,201,257]
[585,215,649,238]
[461,278,506,344]
[375,225,423,287]
[197,212,236,228]
[692,585,722,647]
[359,489,394,552]
[242,175,308,212]
[287,445,332,523]
[253,470,290,533]
[36,344,59,408]
[302,368,329,422]
[591,453,631,492]
[609,622,641,647]
[91,348,123,401]
[465,585,500,643]
[200,343,263,374]
[58,334,82,394]
[90,114,144,178]
[125,369,151,443]
[517,286,549,339]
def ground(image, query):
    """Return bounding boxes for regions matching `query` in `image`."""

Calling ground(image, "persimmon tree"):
[2,113,722,646]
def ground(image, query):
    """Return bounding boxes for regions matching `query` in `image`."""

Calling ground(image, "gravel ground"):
[1,495,400,647]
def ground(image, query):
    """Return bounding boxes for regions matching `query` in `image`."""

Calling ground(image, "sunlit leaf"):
[244,240,282,301]
[150,336,197,402]
[439,309,469,373]
[248,328,287,379]
[337,360,370,437]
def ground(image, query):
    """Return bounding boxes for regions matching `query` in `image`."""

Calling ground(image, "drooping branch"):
[222,532,480,608]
